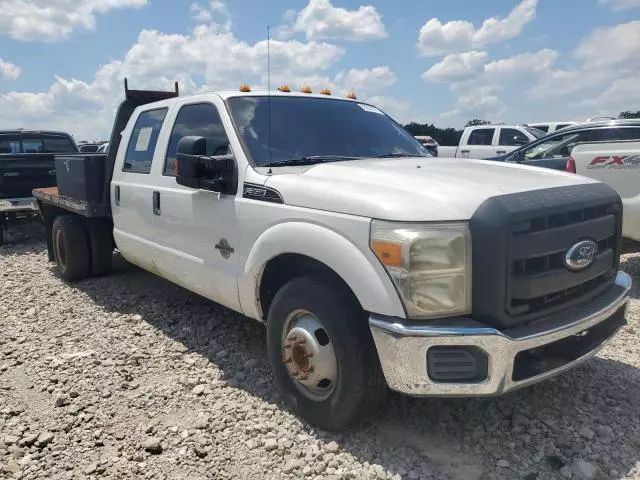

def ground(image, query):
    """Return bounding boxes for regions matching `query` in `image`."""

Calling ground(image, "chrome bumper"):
[0,197,38,213]
[370,271,631,397]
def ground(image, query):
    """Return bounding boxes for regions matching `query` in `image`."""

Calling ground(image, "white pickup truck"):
[34,81,631,429]
[571,140,640,242]
[438,125,544,159]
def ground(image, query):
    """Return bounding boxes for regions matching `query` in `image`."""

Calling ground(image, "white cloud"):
[0,59,22,80]
[442,86,504,120]
[335,66,396,92]
[599,0,640,10]
[291,0,387,41]
[484,48,558,77]
[417,0,537,56]
[575,21,640,69]
[577,76,640,111]
[532,21,640,99]
[0,0,149,42]
[0,24,350,139]
[422,51,488,82]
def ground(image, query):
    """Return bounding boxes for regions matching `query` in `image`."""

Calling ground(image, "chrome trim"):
[369,271,631,397]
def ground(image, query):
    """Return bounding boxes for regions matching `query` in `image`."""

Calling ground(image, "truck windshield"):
[226,96,429,166]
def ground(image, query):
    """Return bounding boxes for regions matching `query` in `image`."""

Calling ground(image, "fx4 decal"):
[587,155,640,169]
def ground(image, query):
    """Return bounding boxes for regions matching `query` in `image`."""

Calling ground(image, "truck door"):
[149,100,241,312]
[466,127,496,159]
[111,107,169,272]
[497,127,531,156]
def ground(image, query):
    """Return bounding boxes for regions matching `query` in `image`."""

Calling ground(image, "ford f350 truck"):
[34,81,631,429]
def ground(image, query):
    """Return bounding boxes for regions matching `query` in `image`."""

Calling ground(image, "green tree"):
[465,119,492,127]
[619,111,640,119]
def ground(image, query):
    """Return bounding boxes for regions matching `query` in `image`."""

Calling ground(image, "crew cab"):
[34,81,631,429]
[0,129,78,245]
[438,125,544,159]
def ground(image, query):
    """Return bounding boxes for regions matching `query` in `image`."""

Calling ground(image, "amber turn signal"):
[371,240,402,268]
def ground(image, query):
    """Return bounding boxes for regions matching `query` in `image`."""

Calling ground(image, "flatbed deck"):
[33,187,111,218]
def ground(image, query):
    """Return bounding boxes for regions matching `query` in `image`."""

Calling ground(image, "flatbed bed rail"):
[33,187,111,218]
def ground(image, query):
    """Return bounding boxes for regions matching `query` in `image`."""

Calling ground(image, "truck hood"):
[263,157,599,221]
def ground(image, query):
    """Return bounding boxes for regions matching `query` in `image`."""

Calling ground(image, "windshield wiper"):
[373,153,427,158]
[262,155,360,168]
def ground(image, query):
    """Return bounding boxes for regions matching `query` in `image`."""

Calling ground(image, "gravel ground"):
[1,222,640,480]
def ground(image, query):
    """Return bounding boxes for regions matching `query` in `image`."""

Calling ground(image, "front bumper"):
[370,271,631,396]
[0,197,38,214]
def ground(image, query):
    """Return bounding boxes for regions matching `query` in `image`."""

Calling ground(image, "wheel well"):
[259,253,361,321]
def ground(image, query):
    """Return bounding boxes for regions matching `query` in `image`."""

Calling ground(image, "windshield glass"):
[524,133,581,160]
[525,127,547,139]
[226,96,429,166]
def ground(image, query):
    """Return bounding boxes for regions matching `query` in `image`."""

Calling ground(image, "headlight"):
[370,220,471,319]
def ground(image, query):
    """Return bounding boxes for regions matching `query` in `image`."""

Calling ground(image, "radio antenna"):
[267,25,272,174]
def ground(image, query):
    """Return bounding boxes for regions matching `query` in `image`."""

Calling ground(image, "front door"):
[149,100,241,312]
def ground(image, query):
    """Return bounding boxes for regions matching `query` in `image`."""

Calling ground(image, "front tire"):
[266,276,385,430]
[52,215,90,282]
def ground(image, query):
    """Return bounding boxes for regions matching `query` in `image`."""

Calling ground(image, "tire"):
[52,215,90,282]
[87,219,113,277]
[266,276,386,430]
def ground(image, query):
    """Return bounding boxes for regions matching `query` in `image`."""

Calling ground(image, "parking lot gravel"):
[1,224,640,480]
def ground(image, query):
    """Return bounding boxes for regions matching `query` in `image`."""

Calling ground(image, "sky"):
[0,0,639,141]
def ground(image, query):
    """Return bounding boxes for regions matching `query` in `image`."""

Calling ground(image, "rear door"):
[149,99,241,312]
[111,107,169,271]
[496,127,531,156]
[465,127,496,158]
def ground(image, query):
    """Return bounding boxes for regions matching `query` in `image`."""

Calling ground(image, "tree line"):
[404,111,640,146]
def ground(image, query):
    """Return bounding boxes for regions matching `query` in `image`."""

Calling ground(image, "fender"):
[238,221,406,321]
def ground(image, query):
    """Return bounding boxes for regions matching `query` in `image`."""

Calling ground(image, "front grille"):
[469,183,623,329]
[507,202,619,320]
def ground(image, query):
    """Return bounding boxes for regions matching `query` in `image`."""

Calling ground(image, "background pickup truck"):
[570,140,640,242]
[0,129,78,245]
[438,124,544,159]
[34,80,631,430]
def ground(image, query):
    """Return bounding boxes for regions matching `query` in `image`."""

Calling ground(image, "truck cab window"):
[467,128,495,146]
[499,128,529,146]
[164,103,230,176]
[22,139,44,153]
[42,136,76,153]
[123,108,168,174]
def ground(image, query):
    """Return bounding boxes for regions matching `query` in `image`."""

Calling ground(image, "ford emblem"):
[564,240,597,271]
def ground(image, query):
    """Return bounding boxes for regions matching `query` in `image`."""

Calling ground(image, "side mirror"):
[175,136,235,193]
[513,137,529,146]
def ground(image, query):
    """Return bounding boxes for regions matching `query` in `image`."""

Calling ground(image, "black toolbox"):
[55,154,107,203]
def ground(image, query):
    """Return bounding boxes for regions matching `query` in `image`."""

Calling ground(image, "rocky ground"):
[1,221,640,480]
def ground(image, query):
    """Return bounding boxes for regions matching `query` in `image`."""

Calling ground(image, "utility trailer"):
[33,80,179,277]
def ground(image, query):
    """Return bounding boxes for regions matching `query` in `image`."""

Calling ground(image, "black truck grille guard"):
[469,183,622,329]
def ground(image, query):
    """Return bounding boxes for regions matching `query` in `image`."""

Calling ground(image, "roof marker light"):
[278,84,291,92]
[239,84,251,92]
[346,92,357,99]
[320,88,331,95]
[301,85,312,94]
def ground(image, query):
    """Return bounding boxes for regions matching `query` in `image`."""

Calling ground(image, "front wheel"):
[266,276,385,430]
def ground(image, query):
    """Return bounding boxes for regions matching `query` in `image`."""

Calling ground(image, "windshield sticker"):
[135,127,152,152]
[358,104,384,115]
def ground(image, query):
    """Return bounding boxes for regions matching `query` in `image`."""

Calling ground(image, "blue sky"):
[0,0,639,140]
